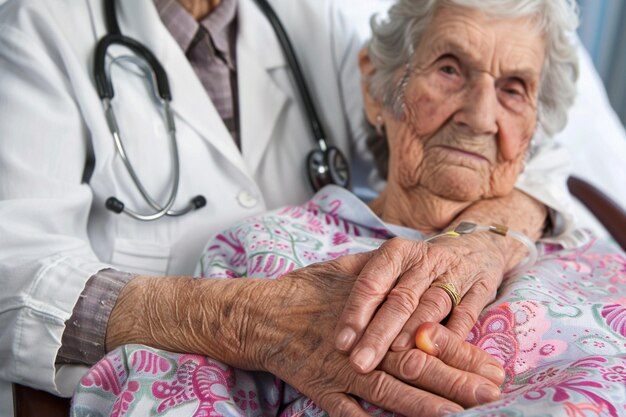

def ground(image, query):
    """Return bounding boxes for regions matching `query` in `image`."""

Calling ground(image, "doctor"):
[0,0,575,416]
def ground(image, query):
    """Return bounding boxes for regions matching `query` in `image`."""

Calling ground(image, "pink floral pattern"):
[72,186,626,417]
[602,304,626,336]
[467,300,568,384]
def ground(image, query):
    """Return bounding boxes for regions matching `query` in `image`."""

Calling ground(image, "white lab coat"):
[0,0,367,411]
[0,0,576,414]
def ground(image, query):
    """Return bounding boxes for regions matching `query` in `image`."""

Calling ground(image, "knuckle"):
[468,345,493,370]
[383,236,409,251]
[445,373,472,401]
[462,337,497,370]
[352,273,389,297]
[337,304,369,330]
[375,247,402,272]
[398,349,429,381]
[473,278,495,296]
[358,324,396,350]
[385,237,424,262]
[325,396,354,417]
[454,306,479,331]
[385,286,421,317]
[376,248,397,268]
[436,331,463,361]
[365,371,394,404]
[420,291,451,320]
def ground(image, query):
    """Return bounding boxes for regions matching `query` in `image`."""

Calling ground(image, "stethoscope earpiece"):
[105,195,207,220]
[105,196,125,214]
[191,195,207,209]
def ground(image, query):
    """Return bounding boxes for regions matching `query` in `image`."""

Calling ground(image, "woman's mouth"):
[436,145,491,162]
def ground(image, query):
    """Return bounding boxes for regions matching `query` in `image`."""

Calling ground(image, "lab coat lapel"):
[115,0,251,178]
[237,0,288,174]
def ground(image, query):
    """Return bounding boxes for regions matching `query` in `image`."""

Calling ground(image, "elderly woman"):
[71,0,626,416]
[334,0,581,371]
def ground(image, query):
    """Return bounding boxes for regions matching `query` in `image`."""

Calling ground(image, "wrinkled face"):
[369,5,545,202]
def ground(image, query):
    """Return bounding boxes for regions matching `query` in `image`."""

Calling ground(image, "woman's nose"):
[453,77,498,135]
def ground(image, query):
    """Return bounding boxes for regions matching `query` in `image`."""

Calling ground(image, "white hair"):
[366,0,580,139]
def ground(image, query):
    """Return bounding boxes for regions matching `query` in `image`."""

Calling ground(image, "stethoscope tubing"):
[94,0,348,221]
[103,96,181,220]
[252,0,327,147]
[96,0,203,221]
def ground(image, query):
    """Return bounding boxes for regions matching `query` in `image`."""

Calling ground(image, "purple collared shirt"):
[155,0,240,146]
[58,0,240,365]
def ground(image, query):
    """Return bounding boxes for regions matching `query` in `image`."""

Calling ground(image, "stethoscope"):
[90,0,351,221]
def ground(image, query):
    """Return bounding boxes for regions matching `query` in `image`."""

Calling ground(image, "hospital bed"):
[9,2,626,416]
[10,45,626,417]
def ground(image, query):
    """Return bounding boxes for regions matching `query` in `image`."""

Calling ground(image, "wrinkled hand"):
[255,253,503,417]
[334,233,508,374]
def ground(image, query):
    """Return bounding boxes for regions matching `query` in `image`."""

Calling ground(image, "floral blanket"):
[71,186,626,417]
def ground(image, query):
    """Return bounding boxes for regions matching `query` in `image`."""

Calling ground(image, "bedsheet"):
[71,187,626,417]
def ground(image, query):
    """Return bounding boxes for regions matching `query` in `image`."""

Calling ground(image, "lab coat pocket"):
[111,238,171,276]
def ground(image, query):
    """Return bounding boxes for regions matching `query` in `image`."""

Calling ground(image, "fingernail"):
[392,332,412,350]
[475,384,500,404]
[352,347,375,372]
[335,328,356,351]
[415,328,438,356]
[484,364,506,384]
[438,405,463,416]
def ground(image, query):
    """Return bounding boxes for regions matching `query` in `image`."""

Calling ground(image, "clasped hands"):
[260,232,509,417]
[109,232,510,417]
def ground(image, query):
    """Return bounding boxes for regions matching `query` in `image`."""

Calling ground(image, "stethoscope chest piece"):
[306,146,351,192]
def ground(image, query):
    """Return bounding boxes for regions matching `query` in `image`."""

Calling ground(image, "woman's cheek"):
[489,156,526,197]
[393,126,427,187]
[491,116,531,196]
[498,121,533,162]
[403,81,456,135]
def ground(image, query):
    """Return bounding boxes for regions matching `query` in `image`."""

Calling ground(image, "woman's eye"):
[505,88,522,97]
[499,82,530,113]
[500,79,526,99]
[440,65,458,76]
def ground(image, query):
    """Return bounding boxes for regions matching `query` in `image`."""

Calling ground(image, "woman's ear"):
[359,47,384,126]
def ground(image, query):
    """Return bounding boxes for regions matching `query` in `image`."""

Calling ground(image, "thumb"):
[332,250,377,275]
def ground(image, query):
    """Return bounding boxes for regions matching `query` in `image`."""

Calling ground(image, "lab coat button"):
[237,190,258,208]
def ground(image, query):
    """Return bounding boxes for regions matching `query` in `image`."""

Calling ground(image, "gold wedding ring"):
[430,282,461,306]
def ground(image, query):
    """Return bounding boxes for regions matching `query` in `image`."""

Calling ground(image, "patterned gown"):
[71,185,626,417]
